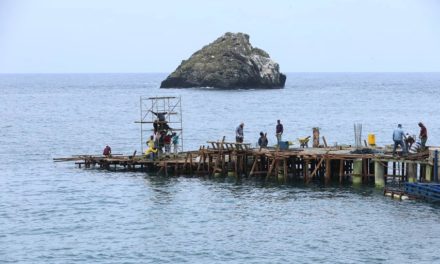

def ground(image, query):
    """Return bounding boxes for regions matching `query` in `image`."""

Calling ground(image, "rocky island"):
[160,32,286,89]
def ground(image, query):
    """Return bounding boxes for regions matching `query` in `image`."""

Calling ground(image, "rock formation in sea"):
[160,32,286,89]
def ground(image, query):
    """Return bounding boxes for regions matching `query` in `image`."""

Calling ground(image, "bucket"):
[368,134,376,146]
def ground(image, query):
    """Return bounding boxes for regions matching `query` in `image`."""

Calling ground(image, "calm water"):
[1,73,440,263]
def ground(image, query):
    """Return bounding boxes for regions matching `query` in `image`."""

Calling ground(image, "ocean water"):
[1,73,440,263]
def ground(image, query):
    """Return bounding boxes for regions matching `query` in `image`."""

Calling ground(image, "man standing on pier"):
[276,120,283,144]
[236,122,244,143]
[392,124,407,156]
[418,122,428,150]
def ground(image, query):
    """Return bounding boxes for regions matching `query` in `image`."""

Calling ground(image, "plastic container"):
[368,134,376,146]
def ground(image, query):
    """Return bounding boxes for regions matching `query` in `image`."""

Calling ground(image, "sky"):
[0,0,439,73]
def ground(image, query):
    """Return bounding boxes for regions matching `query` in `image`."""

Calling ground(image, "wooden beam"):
[304,159,310,183]
[310,158,325,179]
[325,158,331,184]
[266,158,277,180]
[362,158,368,183]
[339,159,344,183]
[189,153,193,175]
[234,155,238,177]
[207,153,211,176]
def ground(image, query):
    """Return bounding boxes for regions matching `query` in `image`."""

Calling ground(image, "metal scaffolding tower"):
[136,96,183,153]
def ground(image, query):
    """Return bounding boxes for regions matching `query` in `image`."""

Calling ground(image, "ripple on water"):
[1,73,440,263]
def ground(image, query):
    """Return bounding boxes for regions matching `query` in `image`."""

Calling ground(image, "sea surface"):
[1,73,440,263]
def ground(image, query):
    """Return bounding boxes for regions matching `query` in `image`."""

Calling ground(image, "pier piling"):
[374,161,385,188]
[352,159,362,185]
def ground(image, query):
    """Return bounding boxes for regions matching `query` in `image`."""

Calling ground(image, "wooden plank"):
[251,171,269,174]
[249,156,258,176]
[310,158,325,179]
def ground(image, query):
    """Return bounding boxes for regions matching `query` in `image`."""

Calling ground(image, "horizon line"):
[1,71,440,75]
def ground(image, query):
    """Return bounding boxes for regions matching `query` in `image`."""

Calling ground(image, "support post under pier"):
[425,165,433,182]
[352,159,362,185]
[374,161,385,188]
[407,163,417,183]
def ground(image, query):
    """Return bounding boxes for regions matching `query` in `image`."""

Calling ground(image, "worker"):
[103,145,112,157]
[258,132,268,148]
[172,132,179,157]
[276,120,283,144]
[164,131,172,156]
[145,135,158,160]
[151,111,167,121]
[418,122,428,150]
[405,133,415,153]
[235,122,244,143]
[151,111,171,132]
[392,124,407,155]
[157,131,165,153]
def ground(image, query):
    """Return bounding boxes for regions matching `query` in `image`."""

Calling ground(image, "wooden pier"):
[55,141,439,189]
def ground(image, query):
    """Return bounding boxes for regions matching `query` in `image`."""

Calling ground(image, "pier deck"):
[55,142,439,192]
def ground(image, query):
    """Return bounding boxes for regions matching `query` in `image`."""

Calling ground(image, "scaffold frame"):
[136,96,183,154]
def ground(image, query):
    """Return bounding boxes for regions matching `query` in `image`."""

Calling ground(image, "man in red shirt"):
[418,122,428,149]
[103,145,111,157]
[164,132,172,156]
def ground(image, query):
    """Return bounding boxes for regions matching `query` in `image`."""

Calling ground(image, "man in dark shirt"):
[164,132,172,156]
[418,122,428,149]
[258,132,268,148]
[151,111,171,132]
[276,120,283,144]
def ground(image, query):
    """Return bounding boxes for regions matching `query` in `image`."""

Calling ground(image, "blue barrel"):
[279,141,289,150]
